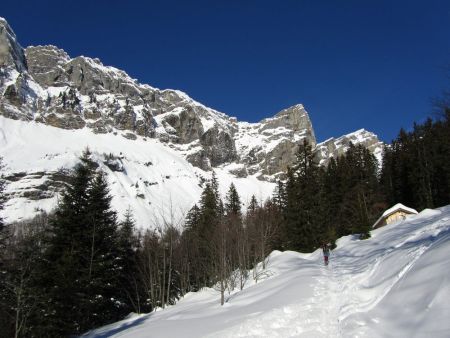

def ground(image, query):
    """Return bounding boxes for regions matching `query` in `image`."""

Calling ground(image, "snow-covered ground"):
[83,205,450,338]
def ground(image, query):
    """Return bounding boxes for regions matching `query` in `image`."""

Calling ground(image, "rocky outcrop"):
[3,170,71,201]
[201,127,237,166]
[160,106,204,144]
[0,17,27,72]
[25,45,69,87]
[0,16,383,182]
[234,104,317,177]
[315,129,383,166]
[260,104,316,145]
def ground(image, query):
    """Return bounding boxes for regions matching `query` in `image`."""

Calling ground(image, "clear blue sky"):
[3,0,449,142]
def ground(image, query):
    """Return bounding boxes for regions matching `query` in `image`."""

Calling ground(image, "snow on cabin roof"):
[381,203,418,218]
[372,203,418,229]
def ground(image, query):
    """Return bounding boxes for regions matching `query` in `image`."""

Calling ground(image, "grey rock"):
[37,111,86,129]
[260,104,316,147]
[262,139,299,176]
[25,45,69,87]
[186,150,211,171]
[200,127,237,166]
[0,17,27,72]
[162,106,204,143]
[122,132,137,140]
[4,169,71,201]
[229,166,248,178]
[315,129,383,166]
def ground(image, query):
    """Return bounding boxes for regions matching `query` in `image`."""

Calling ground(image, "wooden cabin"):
[372,203,418,229]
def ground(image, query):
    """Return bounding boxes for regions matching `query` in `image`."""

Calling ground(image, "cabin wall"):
[386,211,409,225]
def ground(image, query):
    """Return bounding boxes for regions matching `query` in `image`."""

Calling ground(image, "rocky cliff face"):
[0,17,383,226]
[315,128,383,166]
[0,17,26,72]
[0,17,330,177]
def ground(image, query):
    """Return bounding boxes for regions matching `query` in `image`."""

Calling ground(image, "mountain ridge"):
[0,17,383,226]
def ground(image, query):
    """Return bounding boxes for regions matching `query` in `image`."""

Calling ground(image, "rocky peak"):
[260,104,316,145]
[0,17,27,72]
[25,45,70,87]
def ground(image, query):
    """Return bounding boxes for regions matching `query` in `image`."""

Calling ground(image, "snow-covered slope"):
[0,116,275,227]
[83,205,450,337]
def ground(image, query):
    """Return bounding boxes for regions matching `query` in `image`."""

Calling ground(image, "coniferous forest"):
[0,108,449,337]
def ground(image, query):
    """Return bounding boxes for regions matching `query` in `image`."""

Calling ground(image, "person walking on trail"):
[322,243,330,266]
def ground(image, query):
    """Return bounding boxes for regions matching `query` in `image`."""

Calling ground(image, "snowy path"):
[84,206,450,338]
[206,262,342,338]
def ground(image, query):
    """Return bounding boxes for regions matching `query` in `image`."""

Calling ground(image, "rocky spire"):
[259,104,316,147]
[0,17,27,72]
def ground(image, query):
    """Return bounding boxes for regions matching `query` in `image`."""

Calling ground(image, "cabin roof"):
[372,203,418,229]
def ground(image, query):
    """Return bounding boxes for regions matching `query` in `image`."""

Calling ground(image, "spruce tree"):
[338,143,382,238]
[225,183,241,217]
[34,150,122,336]
[248,195,258,214]
[116,210,144,314]
[197,181,221,287]
[80,171,121,329]
[283,139,323,251]
[37,150,96,336]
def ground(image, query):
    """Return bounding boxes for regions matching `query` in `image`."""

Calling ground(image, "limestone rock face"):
[161,106,204,144]
[315,129,384,166]
[200,127,237,166]
[186,150,211,171]
[0,18,27,72]
[260,104,316,145]
[25,45,70,87]
[0,16,383,184]
[233,104,317,178]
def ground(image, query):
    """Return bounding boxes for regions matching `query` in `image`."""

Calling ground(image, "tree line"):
[0,107,449,337]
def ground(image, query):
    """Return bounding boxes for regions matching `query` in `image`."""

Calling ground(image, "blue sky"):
[3,0,449,142]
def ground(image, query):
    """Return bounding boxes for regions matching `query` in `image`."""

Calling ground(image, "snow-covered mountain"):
[0,17,383,226]
[83,205,450,338]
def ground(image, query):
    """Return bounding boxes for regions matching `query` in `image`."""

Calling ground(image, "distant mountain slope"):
[83,205,450,337]
[0,17,383,225]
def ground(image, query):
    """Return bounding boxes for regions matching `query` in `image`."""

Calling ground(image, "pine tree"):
[36,150,96,336]
[273,180,286,210]
[338,143,383,238]
[282,139,324,251]
[80,171,121,329]
[248,195,258,214]
[194,179,221,287]
[33,150,123,336]
[182,204,204,290]
[225,183,241,217]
